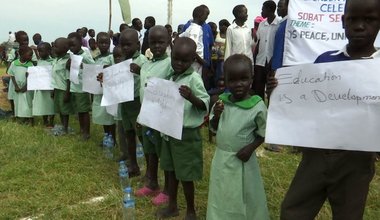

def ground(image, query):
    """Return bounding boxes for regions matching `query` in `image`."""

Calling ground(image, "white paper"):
[138,77,184,140]
[69,54,83,84]
[100,59,134,106]
[27,66,53,90]
[284,0,347,65]
[266,58,380,152]
[106,104,119,117]
[82,64,103,95]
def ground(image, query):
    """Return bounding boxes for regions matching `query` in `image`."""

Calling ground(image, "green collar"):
[219,93,262,109]
[14,59,34,67]
[96,52,111,59]
[170,67,194,81]
[57,53,70,60]
[77,49,84,55]
[152,53,168,62]
[132,51,141,59]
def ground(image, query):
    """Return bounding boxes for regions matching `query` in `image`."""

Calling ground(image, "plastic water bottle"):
[102,133,108,147]
[122,187,135,220]
[119,161,130,190]
[136,143,145,171]
[104,134,114,159]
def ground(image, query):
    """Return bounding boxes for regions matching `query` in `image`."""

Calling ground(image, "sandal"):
[135,186,160,197]
[152,192,169,206]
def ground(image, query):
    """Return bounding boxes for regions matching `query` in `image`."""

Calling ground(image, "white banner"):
[101,59,134,106]
[27,66,53,90]
[138,77,185,140]
[266,58,380,152]
[82,64,103,95]
[69,54,83,84]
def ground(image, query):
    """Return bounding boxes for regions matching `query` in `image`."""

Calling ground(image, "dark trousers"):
[253,63,271,100]
[281,148,376,220]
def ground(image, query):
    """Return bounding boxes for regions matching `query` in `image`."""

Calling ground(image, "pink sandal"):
[152,192,169,206]
[135,186,160,197]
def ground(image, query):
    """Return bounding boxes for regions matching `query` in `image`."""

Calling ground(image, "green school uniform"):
[160,67,210,181]
[8,59,34,117]
[52,54,73,115]
[92,53,115,125]
[7,48,38,63]
[32,58,55,116]
[139,54,171,154]
[206,94,269,220]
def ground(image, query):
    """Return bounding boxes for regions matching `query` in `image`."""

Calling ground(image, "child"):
[33,42,55,127]
[206,54,269,220]
[224,5,253,61]
[8,46,34,124]
[67,32,95,140]
[136,25,172,206]
[51,37,73,134]
[157,37,209,220]
[92,32,116,144]
[266,0,380,219]
[89,38,101,59]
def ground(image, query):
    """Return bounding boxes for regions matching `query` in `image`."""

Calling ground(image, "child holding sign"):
[157,37,209,220]
[33,42,55,127]
[207,54,269,220]
[267,0,379,219]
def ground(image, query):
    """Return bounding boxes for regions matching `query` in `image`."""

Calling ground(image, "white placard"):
[101,59,134,106]
[266,58,380,152]
[69,54,83,84]
[138,77,185,140]
[82,64,103,95]
[27,66,53,90]
[106,104,119,117]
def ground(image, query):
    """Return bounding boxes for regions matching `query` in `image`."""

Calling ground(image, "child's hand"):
[64,92,70,103]
[135,122,142,129]
[130,63,141,75]
[97,72,103,83]
[15,86,21,93]
[25,72,29,78]
[179,85,193,100]
[213,100,224,118]
[266,72,278,98]
[236,144,255,162]
[20,85,27,93]
[66,59,71,70]
[51,91,55,99]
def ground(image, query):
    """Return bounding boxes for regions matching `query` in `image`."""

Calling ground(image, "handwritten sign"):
[69,54,83,84]
[27,66,53,90]
[101,59,134,106]
[82,64,103,95]
[138,77,184,140]
[266,58,380,152]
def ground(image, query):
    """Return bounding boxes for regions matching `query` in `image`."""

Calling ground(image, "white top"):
[180,22,204,59]
[256,16,281,66]
[224,22,253,61]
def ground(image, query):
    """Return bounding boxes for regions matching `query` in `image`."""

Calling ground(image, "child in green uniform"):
[118,29,148,176]
[9,46,34,124]
[135,26,172,206]
[67,32,95,140]
[207,54,269,220]
[92,32,116,143]
[52,37,73,134]
[157,37,209,220]
[33,42,55,127]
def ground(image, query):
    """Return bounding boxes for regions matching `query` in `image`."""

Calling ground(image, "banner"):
[27,66,53,90]
[266,58,380,152]
[118,0,131,24]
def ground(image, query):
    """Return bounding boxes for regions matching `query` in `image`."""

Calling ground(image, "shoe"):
[152,192,169,206]
[135,186,160,197]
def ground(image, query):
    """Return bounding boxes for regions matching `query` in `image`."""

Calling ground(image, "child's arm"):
[20,72,28,93]
[236,136,264,162]
[64,79,71,103]
[130,63,141,75]
[266,72,278,98]
[210,100,224,130]
[179,85,207,110]
[195,54,206,66]
[11,76,20,92]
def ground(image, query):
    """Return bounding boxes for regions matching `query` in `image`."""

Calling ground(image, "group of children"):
[4,0,380,219]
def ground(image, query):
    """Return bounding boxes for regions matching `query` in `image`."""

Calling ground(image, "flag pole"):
[108,0,112,32]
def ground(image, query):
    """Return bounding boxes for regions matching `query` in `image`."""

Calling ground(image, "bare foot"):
[156,207,179,219]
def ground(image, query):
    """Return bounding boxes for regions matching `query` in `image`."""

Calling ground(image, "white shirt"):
[256,16,281,66]
[180,23,204,59]
[224,22,253,61]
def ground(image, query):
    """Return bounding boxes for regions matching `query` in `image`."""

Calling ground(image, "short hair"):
[119,23,129,32]
[38,42,52,51]
[132,18,140,26]
[165,24,172,29]
[219,19,230,27]
[263,0,277,13]
[192,6,204,19]
[232,5,246,17]
[18,46,33,56]
[97,32,110,41]
[224,54,253,79]
[15,31,28,41]
[88,38,96,44]
[146,16,156,26]
[67,32,82,42]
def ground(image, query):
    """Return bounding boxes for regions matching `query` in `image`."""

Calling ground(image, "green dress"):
[206,94,270,220]
[32,58,55,116]
[92,54,115,125]
[9,59,34,118]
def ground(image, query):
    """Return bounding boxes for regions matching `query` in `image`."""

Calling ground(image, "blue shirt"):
[271,19,287,70]
[314,50,351,63]
[183,21,214,67]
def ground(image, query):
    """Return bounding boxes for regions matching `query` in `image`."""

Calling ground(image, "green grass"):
[0,118,379,220]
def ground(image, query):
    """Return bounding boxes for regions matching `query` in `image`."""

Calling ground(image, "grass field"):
[0,64,379,219]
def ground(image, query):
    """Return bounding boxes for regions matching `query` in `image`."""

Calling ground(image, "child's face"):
[37,45,50,59]
[149,30,169,58]
[89,40,97,50]
[68,37,82,54]
[97,36,110,54]
[343,0,380,50]
[225,62,252,101]
[18,35,29,47]
[171,45,194,74]
[119,36,139,59]
[200,8,210,24]
[54,40,68,57]
[113,49,126,64]
[237,7,248,22]
[21,51,33,62]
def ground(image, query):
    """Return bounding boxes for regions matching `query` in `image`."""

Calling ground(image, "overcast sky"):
[1,0,272,43]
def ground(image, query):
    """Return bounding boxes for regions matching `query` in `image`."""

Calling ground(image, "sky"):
[1,0,271,43]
